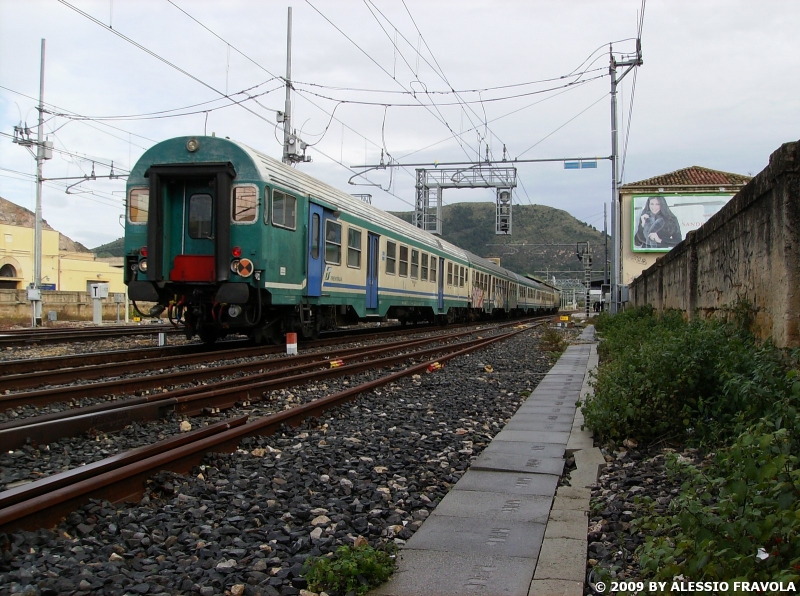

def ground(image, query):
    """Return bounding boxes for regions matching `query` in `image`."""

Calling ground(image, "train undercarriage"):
[134,282,556,345]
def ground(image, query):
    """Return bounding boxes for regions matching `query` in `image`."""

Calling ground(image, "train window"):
[311,214,320,259]
[188,194,213,239]
[232,186,257,222]
[421,253,429,281]
[430,257,437,282]
[347,227,362,268]
[272,190,297,230]
[410,249,419,279]
[399,245,409,277]
[464,268,468,285]
[128,188,149,223]
[459,266,465,287]
[447,262,453,286]
[386,241,396,274]
[325,220,342,264]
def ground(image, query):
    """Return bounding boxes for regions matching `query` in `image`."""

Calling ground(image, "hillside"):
[92,238,124,258]
[0,196,91,253]
[391,202,607,278]
[91,202,607,278]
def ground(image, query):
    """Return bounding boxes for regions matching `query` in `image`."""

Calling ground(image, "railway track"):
[0,319,469,380]
[0,320,543,533]
[0,323,182,347]
[0,320,540,449]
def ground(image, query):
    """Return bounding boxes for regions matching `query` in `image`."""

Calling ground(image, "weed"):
[539,327,568,353]
[302,543,396,595]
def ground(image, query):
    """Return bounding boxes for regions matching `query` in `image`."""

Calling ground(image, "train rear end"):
[125,145,261,342]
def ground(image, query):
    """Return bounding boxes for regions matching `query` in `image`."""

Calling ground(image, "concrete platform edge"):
[529,340,603,596]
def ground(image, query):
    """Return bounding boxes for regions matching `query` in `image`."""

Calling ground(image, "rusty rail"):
[0,324,535,533]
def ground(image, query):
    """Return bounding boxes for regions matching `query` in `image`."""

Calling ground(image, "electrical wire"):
[0,84,159,145]
[291,66,608,96]
[291,72,606,107]
[56,0,284,138]
[621,0,646,181]
[305,0,478,163]
[46,79,281,122]
[515,94,607,160]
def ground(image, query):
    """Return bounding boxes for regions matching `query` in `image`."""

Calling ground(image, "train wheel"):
[300,321,320,341]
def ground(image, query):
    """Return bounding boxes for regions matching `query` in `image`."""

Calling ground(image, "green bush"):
[302,544,396,595]
[637,387,800,588]
[585,306,800,587]
[583,308,797,445]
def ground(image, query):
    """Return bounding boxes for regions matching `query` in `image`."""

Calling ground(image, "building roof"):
[622,166,752,189]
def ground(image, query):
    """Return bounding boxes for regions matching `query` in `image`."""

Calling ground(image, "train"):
[123,136,560,343]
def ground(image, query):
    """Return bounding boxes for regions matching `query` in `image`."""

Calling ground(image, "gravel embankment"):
[1,326,567,596]
[584,445,705,594]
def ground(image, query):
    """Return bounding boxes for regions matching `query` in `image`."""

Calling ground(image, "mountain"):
[391,202,608,278]
[92,238,125,258]
[0,195,91,253]
[89,202,608,278]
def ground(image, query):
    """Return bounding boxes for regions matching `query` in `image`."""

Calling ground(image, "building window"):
[399,245,409,277]
[188,194,213,239]
[325,220,342,264]
[128,188,149,223]
[347,227,362,268]
[421,253,429,281]
[232,186,257,222]
[272,189,296,230]
[386,241,396,274]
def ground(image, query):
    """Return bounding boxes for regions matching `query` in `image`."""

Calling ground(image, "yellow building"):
[0,197,124,292]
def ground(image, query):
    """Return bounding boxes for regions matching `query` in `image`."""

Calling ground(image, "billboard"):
[631,193,733,252]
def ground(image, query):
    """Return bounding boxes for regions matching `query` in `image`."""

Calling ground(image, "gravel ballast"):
[1,326,567,596]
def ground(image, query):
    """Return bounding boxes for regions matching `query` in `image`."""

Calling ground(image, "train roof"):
[236,140,473,263]
[131,136,547,289]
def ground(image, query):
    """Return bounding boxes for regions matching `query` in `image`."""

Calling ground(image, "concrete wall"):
[629,140,800,348]
[0,289,130,322]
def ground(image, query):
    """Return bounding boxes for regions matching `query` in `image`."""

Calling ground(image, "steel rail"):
[0,325,181,347]
[0,321,489,391]
[0,326,519,450]
[0,325,531,533]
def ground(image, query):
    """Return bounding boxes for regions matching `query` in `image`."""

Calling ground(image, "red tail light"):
[140,246,148,257]
[232,246,242,258]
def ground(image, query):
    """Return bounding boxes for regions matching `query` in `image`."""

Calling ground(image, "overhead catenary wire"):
[304,0,478,164]
[56,0,286,139]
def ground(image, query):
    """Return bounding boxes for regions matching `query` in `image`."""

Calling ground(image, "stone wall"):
[0,289,131,323]
[628,140,800,348]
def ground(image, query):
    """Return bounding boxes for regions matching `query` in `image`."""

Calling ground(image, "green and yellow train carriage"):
[124,136,556,343]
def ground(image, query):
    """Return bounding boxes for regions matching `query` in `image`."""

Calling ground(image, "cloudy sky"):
[1,0,798,248]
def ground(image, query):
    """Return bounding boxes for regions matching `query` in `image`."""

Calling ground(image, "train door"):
[307,203,324,297]
[437,257,445,310]
[146,164,234,283]
[366,233,379,309]
[166,179,216,281]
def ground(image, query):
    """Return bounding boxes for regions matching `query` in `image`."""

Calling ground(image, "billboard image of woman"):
[633,196,683,250]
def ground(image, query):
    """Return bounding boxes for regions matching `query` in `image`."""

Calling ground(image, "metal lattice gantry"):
[414,166,517,235]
